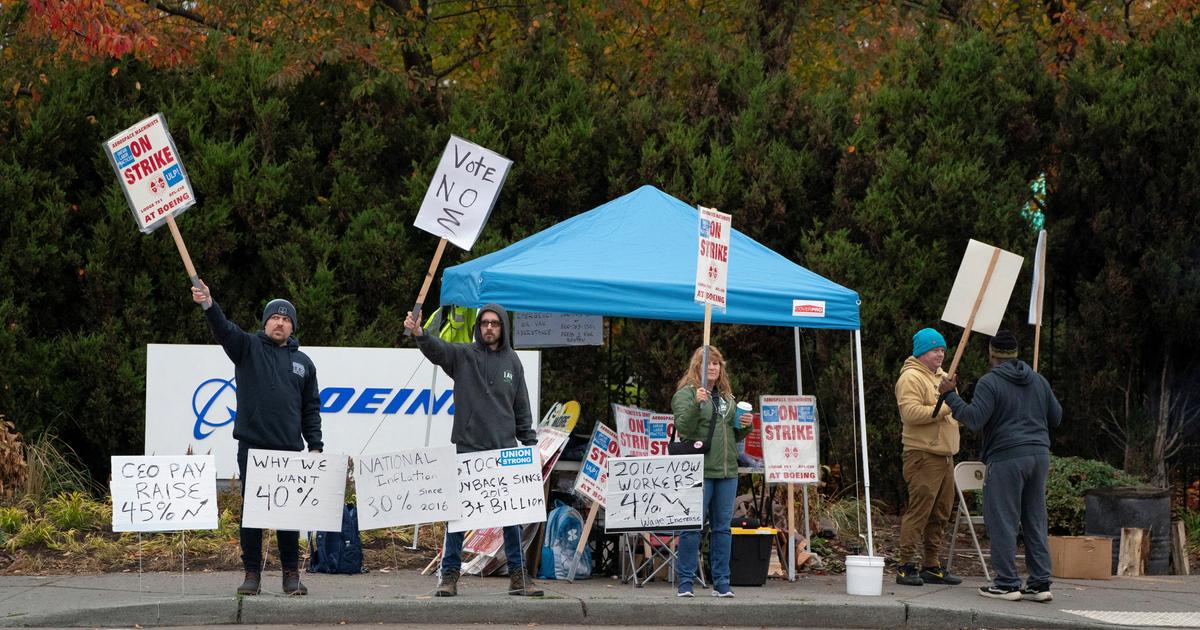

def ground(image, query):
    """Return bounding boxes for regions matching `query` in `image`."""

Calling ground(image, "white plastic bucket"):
[845,555,885,596]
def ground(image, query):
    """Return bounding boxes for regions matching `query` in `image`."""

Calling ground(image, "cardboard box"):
[1049,535,1112,579]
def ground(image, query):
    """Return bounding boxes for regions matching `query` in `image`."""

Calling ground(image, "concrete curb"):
[1,596,1132,628]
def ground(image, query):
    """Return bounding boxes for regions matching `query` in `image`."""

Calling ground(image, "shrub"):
[45,491,105,531]
[1045,456,1142,535]
[0,505,25,534]
[4,518,58,551]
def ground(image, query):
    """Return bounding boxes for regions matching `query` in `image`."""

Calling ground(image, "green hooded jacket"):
[671,384,752,479]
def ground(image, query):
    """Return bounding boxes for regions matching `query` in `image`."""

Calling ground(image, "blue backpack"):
[537,501,592,580]
[307,504,367,574]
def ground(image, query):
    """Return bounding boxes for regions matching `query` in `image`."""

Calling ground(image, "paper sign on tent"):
[413,135,513,251]
[941,239,1024,336]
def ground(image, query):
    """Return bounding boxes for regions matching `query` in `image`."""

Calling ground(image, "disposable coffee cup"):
[734,401,752,428]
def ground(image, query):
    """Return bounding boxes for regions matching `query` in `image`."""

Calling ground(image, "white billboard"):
[145,344,540,478]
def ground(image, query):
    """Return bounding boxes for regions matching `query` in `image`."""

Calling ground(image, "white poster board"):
[605,455,703,532]
[513,312,603,348]
[694,205,732,310]
[354,445,460,530]
[413,135,512,250]
[448,446,546,533]
[613,404,673,457]
[573,423,620,506]
[144,344,540,478]
[760,395,820,483]
[1028,229,1047,325]
[102,113,196,233]
[110,455,217,532]
[242,449,348,532]
[941,239,1024,336]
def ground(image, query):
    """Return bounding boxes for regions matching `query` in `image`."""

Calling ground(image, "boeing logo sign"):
[190,379,457,441]
[148,344,540,479]
[191,378,237,440]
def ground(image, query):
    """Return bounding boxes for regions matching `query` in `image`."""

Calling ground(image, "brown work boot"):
[508,567,544,596]
[236,571,261,595]
[282,569,308,595]
[435,569,459,597]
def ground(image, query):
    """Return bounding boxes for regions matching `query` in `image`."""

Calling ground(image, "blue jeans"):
[676,477,737,589]
[441,525,525,574]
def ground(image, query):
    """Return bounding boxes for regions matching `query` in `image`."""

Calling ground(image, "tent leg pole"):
[853,330,874,556]
[793,328,811,558]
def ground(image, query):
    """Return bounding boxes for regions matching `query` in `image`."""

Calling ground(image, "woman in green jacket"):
[671,346,751,598]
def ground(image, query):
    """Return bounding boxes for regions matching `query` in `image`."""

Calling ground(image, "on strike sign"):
[760,395,820,483]
[413,135,512,251]
[573,423,620,506]
[103,113,196,233]
[694,205,732,309]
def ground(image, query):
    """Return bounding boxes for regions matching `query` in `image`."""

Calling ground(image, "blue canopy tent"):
[441,185,860,329]
[438,185,878,567]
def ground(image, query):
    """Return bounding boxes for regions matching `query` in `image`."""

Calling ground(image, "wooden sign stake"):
[933,247,1001,417]
[165,215,202,290]
[408,237,449,335]
[565,501,600,583]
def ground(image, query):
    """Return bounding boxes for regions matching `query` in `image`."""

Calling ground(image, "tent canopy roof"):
[440,185,860,330]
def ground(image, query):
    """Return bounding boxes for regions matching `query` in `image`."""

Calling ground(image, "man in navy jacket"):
[193,281,323,596]
[939,329,1061,603]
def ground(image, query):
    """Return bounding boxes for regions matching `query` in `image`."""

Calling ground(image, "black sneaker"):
[979,585,1022,601]
[895,564,924,586]
[1021,582,1053,602]
[920,565,963,585]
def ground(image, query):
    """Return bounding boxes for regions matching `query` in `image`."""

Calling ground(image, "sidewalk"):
[1,570,1198,629]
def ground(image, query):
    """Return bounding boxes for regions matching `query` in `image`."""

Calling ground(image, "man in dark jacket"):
[404,304,542,597]
[938,329,1062,603]
[192,281,323,597]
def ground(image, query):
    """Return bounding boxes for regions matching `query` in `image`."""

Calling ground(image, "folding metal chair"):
[946,461,991,581]
[619,532,707,588]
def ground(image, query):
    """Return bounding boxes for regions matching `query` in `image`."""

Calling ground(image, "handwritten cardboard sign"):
[110,455,217,532]
[760,395,820,483]
[604,455,703,533]
[354,445,460,530]
[573,423,620,506]
[448,446,546,533]
[694,205,732,309]
[103,113,196,234]
[613,404,673,457]
[413,135,512,250]
[513,312,603,348]
[241,449,348,532]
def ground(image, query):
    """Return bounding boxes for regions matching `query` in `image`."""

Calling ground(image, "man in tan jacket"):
[894,327,963,586]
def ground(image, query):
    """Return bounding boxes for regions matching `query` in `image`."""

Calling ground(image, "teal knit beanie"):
[912,328,946,358]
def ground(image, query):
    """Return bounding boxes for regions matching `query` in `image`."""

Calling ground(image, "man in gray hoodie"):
[404,304,542,597]
[938,329,1062,603]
